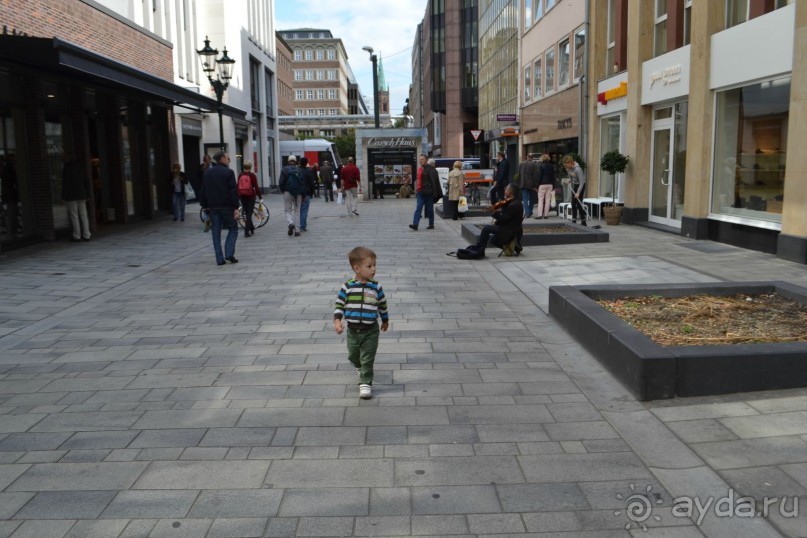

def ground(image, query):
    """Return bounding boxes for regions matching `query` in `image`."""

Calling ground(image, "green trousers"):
[346,324,379,385]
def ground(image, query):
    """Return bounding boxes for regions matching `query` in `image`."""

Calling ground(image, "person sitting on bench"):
[476,184,523,255]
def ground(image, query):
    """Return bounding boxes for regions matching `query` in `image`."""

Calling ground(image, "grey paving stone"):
[395,456,523,486]
[497,482,590,512]
[345,407,450,426]
[148,518,212,537]
[370,487,411,516]
[133,460,270,489]
[412,485,501,514]
[7,462,147,491]
[101,489,199,519]
[188,489,283,518]
[64,519,130,538]
[29,411,143,433]
[603,410,704,469]
[665,419,740,443]
[518,453,653,482]
[448,404,554,425]
[131,409,242,429]
[477,423,549,442]
[118,517,157,537]
[3,520,75,538]
[198,427,277,447]
[207,518,267,538]
[13,490,116,519]
[60,430,139,450]
[265,459,393,488]
[353,515,410,536]
[367,426,407,445]
[264,517,298,537]
[0,432,71,452]
[129,429,206,448]
[278,488,369,516]
[225,386,289,400]
[720,466,807,498]
[467,513,525,534]
[295,516,354,537]
[40,377,134,393]
[0,414,47,433]
[720,411,807,439]
[544,421,621,441]
[780,462,807,489]
[215,371,305,386]
[691,437,807,469]
[0,491,34,519]
[294,426,366,446]
[411,514,468,535]
[650,402,760,422]
[238,408,345,427]
[407,425,479,444]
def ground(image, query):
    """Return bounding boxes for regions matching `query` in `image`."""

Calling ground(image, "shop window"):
[606,0,616,76]
[533,58,542,99]
[545,48,555,95]
[599,115,622,200]
[524,65,531,102]
[534,0,543,21]
[654,0,668,57]
[558,38,570,87]
[683,0,693,45]
[711,77,790,223]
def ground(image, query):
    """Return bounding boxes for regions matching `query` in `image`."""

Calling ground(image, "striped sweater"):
[334,278,389,328]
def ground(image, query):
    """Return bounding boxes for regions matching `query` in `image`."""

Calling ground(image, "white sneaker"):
[359,384,372,399]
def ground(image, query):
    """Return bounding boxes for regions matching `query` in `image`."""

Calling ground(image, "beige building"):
[585,0,804,263]
[520,0,586,162]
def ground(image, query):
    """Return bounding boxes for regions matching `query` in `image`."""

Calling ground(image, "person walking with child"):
[333,246,390,400]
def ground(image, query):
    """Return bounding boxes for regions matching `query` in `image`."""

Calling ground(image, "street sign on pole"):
[470,129,482,141]
[496,113,518,122]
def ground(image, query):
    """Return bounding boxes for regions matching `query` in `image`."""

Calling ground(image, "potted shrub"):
[600,149,629,225]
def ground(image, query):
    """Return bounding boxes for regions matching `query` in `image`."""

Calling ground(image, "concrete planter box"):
[548,281,807,401]
[461,222,609,247]
[436,206,488,219]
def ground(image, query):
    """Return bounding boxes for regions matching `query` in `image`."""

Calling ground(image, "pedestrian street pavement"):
[0,194,805,537]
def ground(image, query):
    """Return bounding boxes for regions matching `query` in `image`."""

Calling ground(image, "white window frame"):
[558,37,570,88]
[328,70,337,80]
[304,50,313,61]
[534,0,543,21]
[294,70,302,81]
[606,0,616,76]
[317,89,325,100]
[306,89,314,100]
[573,26,585,82]
[305,70,314,80]
[683,0,693,45]
[316,50,324,60]
[327,49,336,60]
[524,0,532,30]
[524,65,531,102]
[544,47,555,95]
[316,70,325,80]
[329,109,338,115]
[533,58,542,99]
[294,50,302,61]
[654,0,668,57]
[328,89,337,99]
[295,90,304,100]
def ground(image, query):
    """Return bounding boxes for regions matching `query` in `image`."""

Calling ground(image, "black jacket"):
[494,158,510,188]
[319,164,334,184]
[419,164,440,196]
[537,161,556,186]
[62,160,90,201]
[199,162,238,209]
[492,198,524,246]
[301,166,317,196]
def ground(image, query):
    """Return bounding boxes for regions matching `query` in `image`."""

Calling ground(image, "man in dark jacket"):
[476,184,523,254]
[491,151,509,205]
[62,153,92,242]
[199,151,240,265]
[298,157,318,232]
[516,153,538,218]
[409,154,439,231]
[319,160,335,202]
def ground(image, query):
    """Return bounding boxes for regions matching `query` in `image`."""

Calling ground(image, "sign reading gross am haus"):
[367,137,418,148]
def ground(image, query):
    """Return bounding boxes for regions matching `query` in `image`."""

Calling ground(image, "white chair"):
[557,202,572,220]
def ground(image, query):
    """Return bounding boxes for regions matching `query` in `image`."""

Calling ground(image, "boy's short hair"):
[348,246,376,268]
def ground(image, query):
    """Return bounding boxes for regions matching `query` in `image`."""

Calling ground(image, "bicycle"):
[465,182,482,207]
[199,199,269,230]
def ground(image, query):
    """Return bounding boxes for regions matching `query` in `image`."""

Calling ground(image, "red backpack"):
[237,173,253,196]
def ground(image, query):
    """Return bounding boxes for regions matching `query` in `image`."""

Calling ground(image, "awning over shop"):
[0,35,246,119]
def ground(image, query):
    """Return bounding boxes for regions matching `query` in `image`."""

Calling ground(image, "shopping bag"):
[550,191,557,209]
[458,196,468,213]
[337,191,344,205]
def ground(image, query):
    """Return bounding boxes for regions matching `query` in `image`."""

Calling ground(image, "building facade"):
[276,32,295,141]
[479,0,518,168]
[586,0,804,263]
[0,0,246,251]
[520,0,585,167]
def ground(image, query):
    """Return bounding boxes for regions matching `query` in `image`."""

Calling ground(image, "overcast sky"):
[276,0,424,117]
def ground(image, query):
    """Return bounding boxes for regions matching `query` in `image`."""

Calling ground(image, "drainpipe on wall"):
[581,0,590,163]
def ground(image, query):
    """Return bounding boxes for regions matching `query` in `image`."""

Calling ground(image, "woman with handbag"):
[446,161,465,220]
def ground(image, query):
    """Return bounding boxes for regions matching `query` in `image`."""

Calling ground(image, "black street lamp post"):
[196,36,236,151]
[362,46,380,129]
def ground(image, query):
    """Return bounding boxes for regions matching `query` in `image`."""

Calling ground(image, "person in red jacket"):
[340,157,361,217]
[237,162,261,237]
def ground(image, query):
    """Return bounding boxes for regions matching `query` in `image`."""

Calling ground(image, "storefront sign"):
[181,119,202,136]
[649,65,682,88]
[597,81,628,105]
[557,118,573,130]
[367,137,418,148]
[496,113,518,122]
[234,123,249,139]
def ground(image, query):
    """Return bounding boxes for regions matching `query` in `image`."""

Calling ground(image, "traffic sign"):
[470,129,482,141]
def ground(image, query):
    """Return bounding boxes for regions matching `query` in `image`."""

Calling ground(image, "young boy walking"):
[333,246,390,399]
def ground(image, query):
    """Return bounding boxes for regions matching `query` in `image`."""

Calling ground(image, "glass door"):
[649,106,681,227]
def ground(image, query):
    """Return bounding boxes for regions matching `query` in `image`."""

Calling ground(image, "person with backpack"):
[236,162,261,237]
[279,155,305,236]
[298,157,318,232]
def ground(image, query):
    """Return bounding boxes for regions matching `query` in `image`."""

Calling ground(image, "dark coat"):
[199,162,238,209]
[517,160,538,190]
[319,164,334,184]
[537,161,556,186]
[419,164,439,196]
[301,166,317,196]
[62,160,90,201]
[494,158,510,189]
[492,198,524,246]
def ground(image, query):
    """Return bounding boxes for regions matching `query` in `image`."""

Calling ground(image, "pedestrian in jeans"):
[279,155,302,236]
[563,155,587,226]
[516,153,538,218]
[298,157,317,232]
[237,162,261,237]
[333,246,390,399]
[168,163,188,222]
[199,151,239,265]
[409,154,438,230]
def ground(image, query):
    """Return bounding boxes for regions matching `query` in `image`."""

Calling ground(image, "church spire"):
[377,55,388,92]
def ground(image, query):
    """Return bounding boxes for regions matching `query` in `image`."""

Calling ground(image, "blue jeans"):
[209,208,238,264]
[521,188,534,218]
[413,192,434,226]
[300,196,310,230]
[172,192,186,220]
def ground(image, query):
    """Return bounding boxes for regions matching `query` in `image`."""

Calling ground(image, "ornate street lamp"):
[196,36,236,151]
